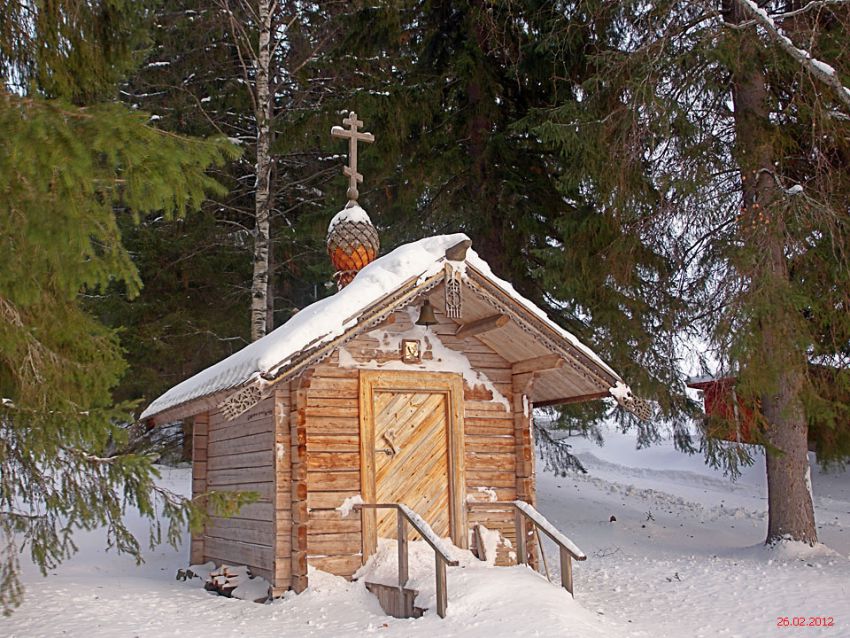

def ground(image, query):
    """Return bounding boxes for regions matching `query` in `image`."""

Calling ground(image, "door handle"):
[375,447,395,456]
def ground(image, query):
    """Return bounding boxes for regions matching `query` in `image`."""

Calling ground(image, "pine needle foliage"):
[526,0,849,540]
[0,0,241,614]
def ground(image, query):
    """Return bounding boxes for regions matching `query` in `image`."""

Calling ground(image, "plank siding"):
[199,397,275,583]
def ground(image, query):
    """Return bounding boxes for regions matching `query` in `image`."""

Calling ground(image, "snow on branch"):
[772,0,850,20]
[734,0,850,110]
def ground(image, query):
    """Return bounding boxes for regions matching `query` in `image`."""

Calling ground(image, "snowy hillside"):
[2,423,848,637]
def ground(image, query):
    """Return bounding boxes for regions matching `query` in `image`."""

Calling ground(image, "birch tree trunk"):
[724,0,817,545]
[251,0,274,342]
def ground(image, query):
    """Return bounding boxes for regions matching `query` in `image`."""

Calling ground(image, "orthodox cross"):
[331,111,374,205]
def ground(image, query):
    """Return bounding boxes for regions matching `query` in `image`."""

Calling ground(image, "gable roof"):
[140,233,624,423]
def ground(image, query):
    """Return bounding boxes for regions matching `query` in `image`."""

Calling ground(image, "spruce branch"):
[535,424,587,476]
[732,0,850,111]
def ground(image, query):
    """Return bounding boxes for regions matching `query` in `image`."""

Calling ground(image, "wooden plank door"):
[374,390,449,539]
[359,371,466,558]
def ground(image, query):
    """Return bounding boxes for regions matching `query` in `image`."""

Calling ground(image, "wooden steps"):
[364,582,424,618]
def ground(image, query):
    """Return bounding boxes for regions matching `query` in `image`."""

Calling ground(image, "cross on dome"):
[331,111,374,206]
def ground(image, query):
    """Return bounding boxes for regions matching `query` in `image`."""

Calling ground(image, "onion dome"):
[326,203,380,289]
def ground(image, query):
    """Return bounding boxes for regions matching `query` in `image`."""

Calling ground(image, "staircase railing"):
[354,503,459,618]
[467,500,586,596]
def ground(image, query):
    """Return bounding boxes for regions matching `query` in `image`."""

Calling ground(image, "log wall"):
[300,302,522,574]
[201,396,276,583]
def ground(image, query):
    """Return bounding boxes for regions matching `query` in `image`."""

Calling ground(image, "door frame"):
[358,370,467,559]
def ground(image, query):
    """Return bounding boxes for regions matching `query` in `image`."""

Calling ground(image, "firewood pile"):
[204,564,271,603]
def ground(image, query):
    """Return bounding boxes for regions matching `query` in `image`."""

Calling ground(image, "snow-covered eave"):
[142,268,449,425]
[141,233,634,424]
[259,270,447,386]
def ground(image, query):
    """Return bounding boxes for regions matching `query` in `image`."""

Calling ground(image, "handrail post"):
[397,509,408,588]
[559,547,573,597]
[515,508,527,565]
[436,554,447,618]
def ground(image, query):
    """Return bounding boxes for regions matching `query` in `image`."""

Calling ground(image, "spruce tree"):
[302,0,698,438]
[0,0,241,612]
[531,0,850,544]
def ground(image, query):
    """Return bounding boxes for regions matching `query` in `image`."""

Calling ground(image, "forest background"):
[2,0,849,614]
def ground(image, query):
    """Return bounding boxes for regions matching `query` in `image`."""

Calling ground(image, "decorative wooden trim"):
[444,263,462,319]
[358,370,467,561]
[218,385,263,421]
[145,389,232,427]
[463,266,618,391]
[511,354,564,376]
[453,313,509,339]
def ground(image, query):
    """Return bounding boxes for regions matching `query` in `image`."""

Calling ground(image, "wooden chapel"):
[140,112,648,601]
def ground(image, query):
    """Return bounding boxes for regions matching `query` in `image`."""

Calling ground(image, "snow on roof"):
[141,232,621,421]
[141,234,467,420]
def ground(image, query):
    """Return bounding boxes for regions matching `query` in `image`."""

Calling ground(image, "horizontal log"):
[308,511,362,535]
[306,377,359,397]
[306,397,355,409]
[307,490,360,510]
[465,486,517,502]
[305,405,359,419]
[465,400,514,413]
[207,450,274,472]
[308,470,360,492]
[307,554,362,578]
[208,417,275,444]
[307,452,359,471]
[306,433,359,453]
[465,451,517,472]
[512,354,565,376]
[206,518,274,546]
[207,431,273,458]
[206,466,273,486]
[307,532,362,555]
[203,537,273,570]
[465,469,518,488]
[463,419,515,436]
[310,365,359,379]
[208,501,273,522]
[454,313,510,339]
[303,416,359,434]
[464,435,516,453]
[204,480,273,500]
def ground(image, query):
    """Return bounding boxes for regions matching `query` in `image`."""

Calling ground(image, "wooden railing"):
[354,503,459,618]
[467,500,587,597]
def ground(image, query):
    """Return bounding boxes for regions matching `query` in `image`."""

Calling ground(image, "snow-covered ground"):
[2,423,849,637]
